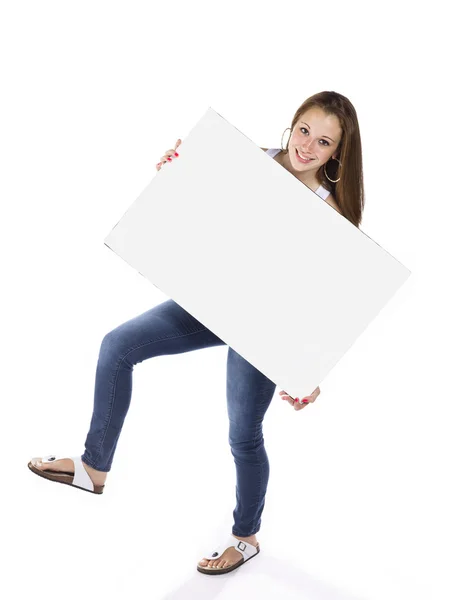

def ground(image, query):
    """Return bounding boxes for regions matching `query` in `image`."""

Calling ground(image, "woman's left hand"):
[279,386,320,411]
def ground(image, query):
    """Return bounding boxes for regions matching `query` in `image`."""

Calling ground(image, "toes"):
[31,457,51,470]
[199,550,237,570]
[31,457,75,473]
[31,457,43,469]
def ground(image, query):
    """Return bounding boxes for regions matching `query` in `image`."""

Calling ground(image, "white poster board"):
[104,107,411,400]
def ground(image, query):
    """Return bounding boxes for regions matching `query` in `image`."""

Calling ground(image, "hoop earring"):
[324,157,342,183]
[281,127,291,151]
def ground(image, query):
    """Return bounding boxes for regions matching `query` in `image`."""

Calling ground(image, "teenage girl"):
[29,90,365,575]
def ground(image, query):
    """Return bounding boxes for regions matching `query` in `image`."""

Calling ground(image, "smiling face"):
[287,107,343,176]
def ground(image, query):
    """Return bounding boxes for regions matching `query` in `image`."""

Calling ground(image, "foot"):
[30,457,108,487]
[197,534,259,570]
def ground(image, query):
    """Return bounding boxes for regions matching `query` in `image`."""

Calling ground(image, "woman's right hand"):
[156,138,182,171]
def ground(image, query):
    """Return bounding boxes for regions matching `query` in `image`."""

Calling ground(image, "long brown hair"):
[283,91,365,228]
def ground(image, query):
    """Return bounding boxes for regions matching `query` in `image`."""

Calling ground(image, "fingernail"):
[167,157,172,161]
[294,398,299,403]
[174,152,179,157]
[301,399,309,404]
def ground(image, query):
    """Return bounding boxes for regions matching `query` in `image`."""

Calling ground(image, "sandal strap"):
[71,456,94,491]
[41,454,67,463]
[203,535,258,562]
[41,455,94,492]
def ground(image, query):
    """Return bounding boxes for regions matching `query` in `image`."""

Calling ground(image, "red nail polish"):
[294,398,299,403]
[174,152,179,156]
[167,157,172,161]
[301,399,309,404]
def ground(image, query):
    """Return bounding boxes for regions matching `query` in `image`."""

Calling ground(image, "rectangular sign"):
[104,107,411,400]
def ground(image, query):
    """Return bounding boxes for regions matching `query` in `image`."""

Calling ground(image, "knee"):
[98,328,128,365]
[228,425,263,452]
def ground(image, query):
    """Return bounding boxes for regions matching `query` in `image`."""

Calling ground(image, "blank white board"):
[104,107,411,400]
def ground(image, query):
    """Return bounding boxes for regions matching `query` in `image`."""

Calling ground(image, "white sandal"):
[28,454,105,494]
[197,534,260,575]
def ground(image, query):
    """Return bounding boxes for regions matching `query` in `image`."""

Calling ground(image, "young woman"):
[28,90,365,575]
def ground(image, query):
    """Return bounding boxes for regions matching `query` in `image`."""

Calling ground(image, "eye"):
[300,127,330,146]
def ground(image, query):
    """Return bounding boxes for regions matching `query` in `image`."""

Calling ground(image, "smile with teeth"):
[296,149,314,162]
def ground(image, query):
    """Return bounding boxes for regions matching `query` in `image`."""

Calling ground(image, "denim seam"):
[247,429,264,535]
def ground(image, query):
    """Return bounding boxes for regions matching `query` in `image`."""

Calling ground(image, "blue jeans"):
[81,299,276,537]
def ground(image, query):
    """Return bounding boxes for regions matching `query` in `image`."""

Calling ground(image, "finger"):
[279,389,312,408]
[300,387,319,404]
[165,141,182,157]
[295,396,310,409]
[308,387,320,403]
[281,394,294,405]
[294,401,307,411]
[280,391,311,407]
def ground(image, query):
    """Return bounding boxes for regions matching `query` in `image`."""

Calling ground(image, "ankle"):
[82,461,105,473]
[82,461,108,481]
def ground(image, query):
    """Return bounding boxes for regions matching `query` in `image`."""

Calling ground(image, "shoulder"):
[324,192,342,215]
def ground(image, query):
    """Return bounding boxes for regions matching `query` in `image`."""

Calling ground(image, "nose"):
[301,140,314,153]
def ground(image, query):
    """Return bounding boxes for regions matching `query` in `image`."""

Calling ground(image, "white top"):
[265,148,331,200]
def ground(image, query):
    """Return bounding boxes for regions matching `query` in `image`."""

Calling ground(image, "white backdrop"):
[1,1,447,599]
